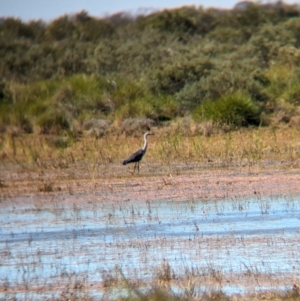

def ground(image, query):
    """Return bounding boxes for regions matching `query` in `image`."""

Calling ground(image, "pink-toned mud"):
[1,163,300,203]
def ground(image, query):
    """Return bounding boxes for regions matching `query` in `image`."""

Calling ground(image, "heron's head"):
[145,132,154,137]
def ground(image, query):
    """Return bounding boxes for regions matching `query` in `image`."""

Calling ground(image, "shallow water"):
[1,195,300,299]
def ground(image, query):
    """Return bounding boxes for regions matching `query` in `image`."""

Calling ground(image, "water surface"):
[1,195,300,299]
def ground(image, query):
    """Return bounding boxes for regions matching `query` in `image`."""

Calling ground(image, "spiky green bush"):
[113,94,179,121]
[148,57,214,94]
[1,74,181,134]
[36,111,69,134]
[193,92,261,127]
[10,108,33,133]
[136,6,218,35]
[256,64,300,114]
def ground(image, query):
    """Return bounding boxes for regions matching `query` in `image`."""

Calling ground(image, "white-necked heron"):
[122,132,154,173]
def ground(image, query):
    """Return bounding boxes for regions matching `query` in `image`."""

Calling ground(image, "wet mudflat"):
[0,162,300,300]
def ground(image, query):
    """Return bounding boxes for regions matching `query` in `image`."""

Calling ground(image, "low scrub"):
[0,74,183,135]
[192,92,261,127]
[1,5,300,134]
[36,111,69,134]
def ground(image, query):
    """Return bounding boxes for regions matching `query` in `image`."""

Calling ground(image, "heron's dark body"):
[122,149,145,165]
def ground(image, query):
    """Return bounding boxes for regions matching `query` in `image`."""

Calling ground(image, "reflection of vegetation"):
[1,3,300,135]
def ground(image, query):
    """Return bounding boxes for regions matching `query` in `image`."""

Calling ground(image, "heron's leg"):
[133,162,137,173]
[137,161,140,173]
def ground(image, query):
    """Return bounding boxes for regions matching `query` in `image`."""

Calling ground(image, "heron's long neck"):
[142,135,148,151]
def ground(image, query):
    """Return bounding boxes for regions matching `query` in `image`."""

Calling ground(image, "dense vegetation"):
[1,2,300,136]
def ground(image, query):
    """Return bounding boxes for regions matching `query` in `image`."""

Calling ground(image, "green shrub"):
[258,64,300,110]
[153,94,180,121]
[249,23,295,65]
[148,57,214,94]
[45,15,77,41]
[114,98,154,120]
[193,92,261,127]
[36,111,69,134]
[0,17,39,40]
[283,18,300,47]
[136,7,217,35]
[74,11,115,41]
[175,66,256,111]
[11,110,33,133]
[282,84,300,105]
[0,80,13,103]
[114,93,180,122]
[0,103,11,133]
[206,26,250,45]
